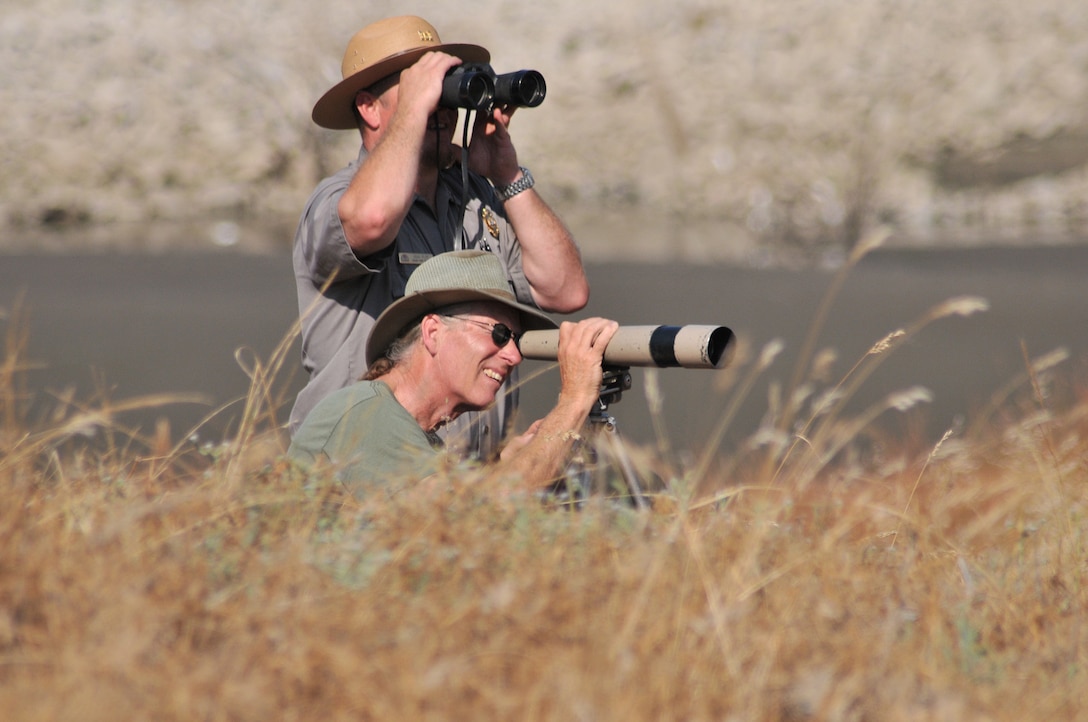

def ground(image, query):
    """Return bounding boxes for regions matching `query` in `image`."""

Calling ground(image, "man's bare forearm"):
[338,126,424,257]
[497,388,598,489]
[503,187,590,312]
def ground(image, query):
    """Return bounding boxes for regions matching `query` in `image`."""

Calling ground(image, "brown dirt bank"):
[4,0,1088,258]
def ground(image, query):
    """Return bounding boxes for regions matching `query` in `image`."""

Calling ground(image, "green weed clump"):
[2,257,1086,720]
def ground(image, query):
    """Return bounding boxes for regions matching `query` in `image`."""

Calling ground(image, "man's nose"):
[500,340,523,365]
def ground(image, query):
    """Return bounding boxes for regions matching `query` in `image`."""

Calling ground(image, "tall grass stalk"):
[776,295,986,487]
[774,225,891,442]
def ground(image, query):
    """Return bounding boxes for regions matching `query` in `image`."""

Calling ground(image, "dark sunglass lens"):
[491,323,513,347]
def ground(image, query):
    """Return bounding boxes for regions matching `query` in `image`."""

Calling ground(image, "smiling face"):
[432,301,524,413]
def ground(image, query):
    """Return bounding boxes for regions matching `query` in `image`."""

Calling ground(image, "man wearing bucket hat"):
[288,251,616,493]
[290,15,590,461]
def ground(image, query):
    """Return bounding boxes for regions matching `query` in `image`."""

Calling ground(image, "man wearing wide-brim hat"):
[288,251,616,494]
[290,16,590,462]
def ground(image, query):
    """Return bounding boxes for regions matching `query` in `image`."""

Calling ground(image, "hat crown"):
[313,15,488,130]
[341,15,442,79]
[406,251,516,301]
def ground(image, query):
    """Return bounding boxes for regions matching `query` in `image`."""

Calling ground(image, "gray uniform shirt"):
[290,147,535,459]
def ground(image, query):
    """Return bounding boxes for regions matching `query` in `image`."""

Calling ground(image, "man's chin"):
[422,144,459,171]
[439,145,460,169]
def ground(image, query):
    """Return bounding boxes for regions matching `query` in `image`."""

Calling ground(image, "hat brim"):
[312,43,490,130]
[365,288,557,367]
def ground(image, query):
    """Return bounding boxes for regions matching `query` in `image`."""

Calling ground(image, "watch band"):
[496,166,534,200]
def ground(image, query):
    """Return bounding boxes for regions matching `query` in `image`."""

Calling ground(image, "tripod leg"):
[599,430,651,510]
[553,436,592,510]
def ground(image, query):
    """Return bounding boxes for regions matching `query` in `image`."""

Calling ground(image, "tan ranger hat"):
[312,15,490,130]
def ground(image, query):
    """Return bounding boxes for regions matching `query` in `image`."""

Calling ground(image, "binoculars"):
[440,63,547,111]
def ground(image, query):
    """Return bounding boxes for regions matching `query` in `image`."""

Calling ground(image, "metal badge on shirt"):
[481,207,501,240]
[466,207,499,252]
[398,252,433,265]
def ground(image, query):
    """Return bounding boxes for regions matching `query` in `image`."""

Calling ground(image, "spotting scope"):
[518,325,735,370]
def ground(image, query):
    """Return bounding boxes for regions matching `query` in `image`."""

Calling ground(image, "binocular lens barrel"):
[439,70,495,111]
[493,70,547,108]
[440,64,546,111]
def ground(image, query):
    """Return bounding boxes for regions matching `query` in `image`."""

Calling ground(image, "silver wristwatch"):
[496,166,534,201]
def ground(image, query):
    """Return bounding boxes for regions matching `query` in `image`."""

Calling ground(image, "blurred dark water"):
[2,245,1085,455]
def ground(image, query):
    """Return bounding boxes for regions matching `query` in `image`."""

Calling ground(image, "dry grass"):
[2,249,1087,719]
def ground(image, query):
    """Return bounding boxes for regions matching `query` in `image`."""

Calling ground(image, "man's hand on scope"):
[497,317,618,486]
[556,317,620,410]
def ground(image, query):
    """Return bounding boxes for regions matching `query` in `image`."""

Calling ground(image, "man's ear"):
[420,314,442,356]
[354,90,381,130]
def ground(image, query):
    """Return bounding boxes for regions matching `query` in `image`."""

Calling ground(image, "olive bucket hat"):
[312,15,490,130]
[365,251,557,366]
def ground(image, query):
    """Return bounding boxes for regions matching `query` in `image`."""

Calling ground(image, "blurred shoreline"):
[5,1,1088,255]
[4,213,1086,269]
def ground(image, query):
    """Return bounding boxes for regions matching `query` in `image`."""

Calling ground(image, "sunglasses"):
[441,315,522,349]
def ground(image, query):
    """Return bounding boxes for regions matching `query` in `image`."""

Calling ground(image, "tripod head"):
[588,365,633,430]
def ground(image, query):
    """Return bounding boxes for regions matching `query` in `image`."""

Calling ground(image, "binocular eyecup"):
[440,63,546,112]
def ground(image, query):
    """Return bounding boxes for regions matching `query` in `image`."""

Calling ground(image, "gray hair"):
[363,308,473,380]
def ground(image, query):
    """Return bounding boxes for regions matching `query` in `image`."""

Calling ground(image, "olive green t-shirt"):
[287,380,444,496]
